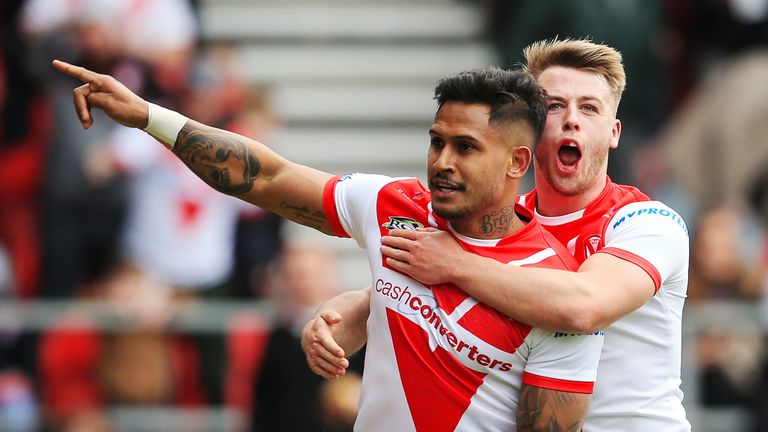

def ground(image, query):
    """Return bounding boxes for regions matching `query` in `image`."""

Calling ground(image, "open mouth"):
[557,141,581,171]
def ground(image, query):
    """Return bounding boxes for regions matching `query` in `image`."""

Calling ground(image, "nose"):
[562,104,581,132]
[431,146,456,173]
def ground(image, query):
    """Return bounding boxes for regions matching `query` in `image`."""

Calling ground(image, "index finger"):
[387,228,420,240]
[52,59,99,83]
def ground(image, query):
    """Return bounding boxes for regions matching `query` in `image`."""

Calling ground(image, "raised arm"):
[302,288,370,379]
[380,229,655,333]
[517,385,590,432]
[52,59,336,234]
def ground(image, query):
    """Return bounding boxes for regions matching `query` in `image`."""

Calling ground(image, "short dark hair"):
[434,67,547,149]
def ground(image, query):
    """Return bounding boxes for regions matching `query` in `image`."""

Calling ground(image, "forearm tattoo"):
[479,205,516,237]
[174,123,261,195]
[517,386,585,432]
[280,201,327,230]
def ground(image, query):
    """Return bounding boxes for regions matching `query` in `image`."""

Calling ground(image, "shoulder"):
[612,182,651,202]
[588,181,651,216]
[598,200,690,291]
[328,173,413,203]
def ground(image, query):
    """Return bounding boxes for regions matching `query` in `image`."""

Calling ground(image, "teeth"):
[433,184,456,192]
[567,143,577,147]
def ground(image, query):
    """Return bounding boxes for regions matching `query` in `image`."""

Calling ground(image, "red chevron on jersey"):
[456,302,532,353]
[387,309,486,432]
[430,283,468,315]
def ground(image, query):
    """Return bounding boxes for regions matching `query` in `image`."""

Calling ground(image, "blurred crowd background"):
[0,0,767,431]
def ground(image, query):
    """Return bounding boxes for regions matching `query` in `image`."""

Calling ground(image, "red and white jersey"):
[520,178,691,432]
[324,174,603,432]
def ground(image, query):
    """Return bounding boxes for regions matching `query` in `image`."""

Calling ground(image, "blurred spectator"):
[99,124,252,293]
[663,0,768,107]
[19,0,285,419]
[0,2,48,430]
[18,0,200,298]
[661,50,768,214]
[20,0,198,67]
[38,275,207,432]
[0,371,38,432]
[54,45,279,411]
[697,326,763,409]
[688,205,765,302]
[19,5,250,421]
[683,203,767,430]
[82,44,279,296]
[252,243,363,432]
[0,0,51,299]
[0,243,39,432]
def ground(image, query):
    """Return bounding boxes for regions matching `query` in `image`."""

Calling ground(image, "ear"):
[507,145,532,179]
[609,118,621,149]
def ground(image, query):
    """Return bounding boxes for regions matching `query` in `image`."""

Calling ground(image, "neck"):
[534,175,609,216]
[450,202,524,239]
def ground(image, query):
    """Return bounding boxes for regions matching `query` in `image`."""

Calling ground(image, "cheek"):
[426,152,437,172]
[534,143,553,165]
[536,129,558,158]
[542,113,560,135]
[475,161,505,191]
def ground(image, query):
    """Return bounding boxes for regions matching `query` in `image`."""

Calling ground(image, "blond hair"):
[522,38,626,108]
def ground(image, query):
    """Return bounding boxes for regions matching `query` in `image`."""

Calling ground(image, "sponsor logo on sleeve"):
[611,206,688,235]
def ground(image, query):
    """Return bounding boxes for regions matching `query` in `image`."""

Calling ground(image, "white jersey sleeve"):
[599,201,689,292]
[323,173,395,249]
[522,328,603,393]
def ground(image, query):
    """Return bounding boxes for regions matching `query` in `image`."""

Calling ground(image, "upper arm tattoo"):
[517,385,588,432]
[174,123,261,195]
[173,122,335,234]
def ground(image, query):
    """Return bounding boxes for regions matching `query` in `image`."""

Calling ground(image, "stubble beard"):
[538,141,610,197]
[432,183,499,224]
[432,203,474,222]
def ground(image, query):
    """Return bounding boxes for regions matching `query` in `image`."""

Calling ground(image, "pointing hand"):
[52,59,149,130]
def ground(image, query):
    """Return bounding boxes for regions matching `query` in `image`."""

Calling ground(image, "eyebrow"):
[429,129,481,143]
[547,94,605,105]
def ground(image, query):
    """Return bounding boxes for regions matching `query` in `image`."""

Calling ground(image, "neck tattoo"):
[478,205,518,237]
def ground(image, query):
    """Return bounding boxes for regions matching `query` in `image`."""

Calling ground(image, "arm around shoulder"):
[442,240,656,333]
[445,201,687,333]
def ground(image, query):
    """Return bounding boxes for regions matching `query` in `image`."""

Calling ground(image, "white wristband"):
[143,102,188,149]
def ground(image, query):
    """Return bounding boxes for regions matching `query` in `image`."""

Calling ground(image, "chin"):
[433,204,472,222]
[549,177,585,197]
